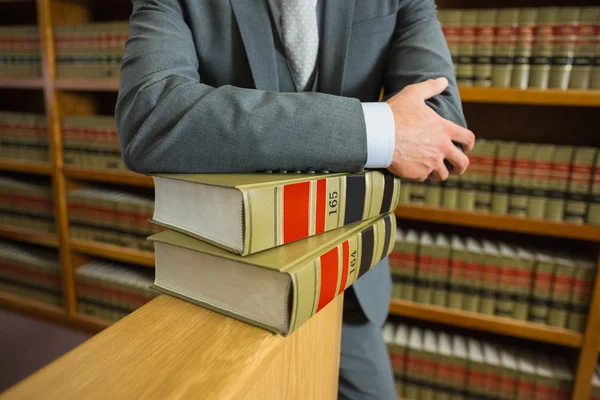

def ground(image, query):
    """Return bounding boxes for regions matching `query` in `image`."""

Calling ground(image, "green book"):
[474,139,498,212]
[425,180,443,208]
[448,235,467,310]
[513,247,535,321]
[457,10,479,86]
[548,254,576,329]
[529,251,555,325]
[511,8,539,88]
[529,7,558,89]
[442,173,461,209]
[499,347,519,400]
[508,143,536,217]
[495,243,517,318]
[564,147,597,224]
[551,357,574,400]
[492,8,519,88]
[420,329,438,400]
[463,238,483,313]
[567,256,595,332]
[408,181,426,206]
[391,324,409,383]
[436,332,454,400]
[492,141,517,215]
[474,9,498,87]
[450,335,468,400]
[548,7,580,89]
[390,229,419,301]
[432,233,451,307]
[527,144,555,219]
[439,10,463,73]
[480,240,501,315]
[591,7,600,89]
[569,7,600,89]
[483,342,502,398]
[545,146,575,222]
[399,181,411,204]
[404,327,423,400]
[516,351,537,400]
[458,139,481,211]
[466,338,487,398]
[416,232,435,305]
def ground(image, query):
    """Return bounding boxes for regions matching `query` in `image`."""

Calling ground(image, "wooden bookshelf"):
[63,166,153,187]
[0,158,52,175]
[0,77,44,89]
[389,299,582,348]
[55,78,120,92]
[70,239,155,267]
[459,87,600,107]
[395,205,600,242]
[0,226,58,247]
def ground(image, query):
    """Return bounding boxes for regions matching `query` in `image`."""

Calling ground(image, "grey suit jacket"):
[116,0,466,326]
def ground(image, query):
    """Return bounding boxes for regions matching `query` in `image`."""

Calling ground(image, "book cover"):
[528,144,555,219]
[545,146,575,222]
[151,213,395,335]
[511,8,539,89]
[457,10,479,86]
[567,256,595,332]
[153,171,400,256]
[548,7,580,89]
[565,147,597,224]
[551,357,574,400]
[492,8,520,87]
[529,7,558,89]
[474,9,498,87]
[508,143,536,217]
[492,141,517,215]
[570,7,600,89]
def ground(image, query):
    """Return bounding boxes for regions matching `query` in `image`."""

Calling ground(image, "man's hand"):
[386,77,475,181]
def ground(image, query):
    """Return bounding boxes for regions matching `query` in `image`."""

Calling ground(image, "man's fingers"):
[442,119,476,151]
[445,143,470,175]
[430,163,450,181]
[409,77,449,101]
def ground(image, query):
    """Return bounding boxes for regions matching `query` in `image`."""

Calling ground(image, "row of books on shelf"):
[0,176,55,234]
[0,111,48,162]
[68,186,158,252]
[0,21,128,79]
[383,322,573,400]
[401,140,600,225]
[438,7,600,90]
[391,229,595,332]
[0,238,156,323]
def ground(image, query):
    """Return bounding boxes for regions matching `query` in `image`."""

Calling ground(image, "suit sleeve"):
[384,0,467,128]
[116,0,367,174]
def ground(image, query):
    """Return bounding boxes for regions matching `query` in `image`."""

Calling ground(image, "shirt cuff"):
[361,102,395,168]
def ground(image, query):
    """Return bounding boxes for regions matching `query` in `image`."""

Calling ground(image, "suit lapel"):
[230,0,279,92]
[319,0,356,95]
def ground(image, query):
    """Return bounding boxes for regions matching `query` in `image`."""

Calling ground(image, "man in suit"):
[116,1,474,398]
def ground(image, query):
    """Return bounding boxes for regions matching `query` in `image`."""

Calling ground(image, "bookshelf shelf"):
[71,314,111,332]
[63,166,153,187]
[70,239,155,267]
[388,299,582,348]
[0,226,58,247]
[0,77,44,90]
[0,158,52,175]
[55,78,120,92]
[458,87,600,107]
[395,205,600,242]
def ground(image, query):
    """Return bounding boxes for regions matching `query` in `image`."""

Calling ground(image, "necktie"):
[280,0,319,91]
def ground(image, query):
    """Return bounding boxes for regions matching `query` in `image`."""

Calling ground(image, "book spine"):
[440,10,463,74]
[425,181,442,208]
[530,259,554,325]
[548,263,575,329]
[479,255,500,315]
[549,8,580,89]
[245,171,400,255]
[492,142,517,215]
[591,12,600,89]
[409,182,426,206]
[565,148,597,224]
[567,265,595,332]
[527,145,555,219]
[441,174,460,209]
[492,9,519,88]
[474,9,498,87]
[289,213,395,332]
[513,259,534,321]
[588,158,600,225]
[416,246,434,305]
[569,7,599,89]
[462,253,482,313]
[508,144,535,217]
[545,146,575,222]
[448,250,467,311]
[511,8,538,89]
[496,257,516,318]
[457,10,479,86]
[529,7,558,89]
[431,247,451,307]
[390,242,418,301]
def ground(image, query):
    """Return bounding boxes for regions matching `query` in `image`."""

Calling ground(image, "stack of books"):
[0,240,61,306]
[0,25,41,78]
[0,176,55,234]
[401,140,600,225]
[391,229,596,332]
[75,260,156,322]
[62,115,124,171]
[383,322,574,399]
[0,112,48,163]
[54,21,129,79]
[148,171,400,335]
[67,187,158,252]
[438,7,600,90]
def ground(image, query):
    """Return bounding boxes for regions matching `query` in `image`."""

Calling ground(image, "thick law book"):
[492,141,517,215]
[516,351,537,400]
[473,9,498,87]
[457,10,479,86]
[492,9,519,88]
[420,330,438,400]
[548,7,580,89]
[467,338,486,398]
[390,229,419,301]
[567,256,595,332]
[527,144,555,219]
[569,7,600,89]
[529,7,558,89]
[529,251,555,325]
[404,327,423,400]
[431,233,451,307]
[415,232,435,305]
[588,154,600,225]
[508,143,536,217]
[152,171,400,256]
[151,213,395,335]
[564,147,597,224]
[473,139,498,213]
[514,247,534,321]
[511,8,538,89]
[548,254,576,329]
[439,10,463,73]
[545,145,575,222]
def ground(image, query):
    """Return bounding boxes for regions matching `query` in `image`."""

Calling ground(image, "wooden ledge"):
[3,295,343,400]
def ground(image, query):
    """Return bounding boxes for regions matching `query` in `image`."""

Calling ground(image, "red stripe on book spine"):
[338,241,349,295]
[283,182,311,244]
[315,179,326,234]
[317,247,339,312]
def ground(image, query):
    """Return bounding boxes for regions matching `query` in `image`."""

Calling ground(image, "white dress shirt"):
[267,0,395,168]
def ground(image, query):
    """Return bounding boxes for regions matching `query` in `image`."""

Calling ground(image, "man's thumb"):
[413,77,448,100]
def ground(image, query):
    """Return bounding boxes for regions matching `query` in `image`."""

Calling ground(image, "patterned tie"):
[281,0,319,91]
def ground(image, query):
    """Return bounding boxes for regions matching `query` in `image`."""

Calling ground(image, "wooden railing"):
[1,295,343,399]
